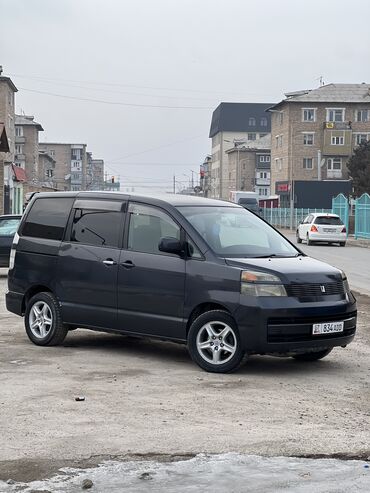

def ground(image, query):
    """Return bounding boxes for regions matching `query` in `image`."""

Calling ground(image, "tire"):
[25,292,68,346]
[292,348,332,361]
[340,242,346,247]
[296,231,302,244]
[187,310,245,373]
[306,234,313,246]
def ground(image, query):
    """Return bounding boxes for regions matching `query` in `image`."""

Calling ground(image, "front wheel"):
[292,348,332,361]
[25,292,68,346]
[187,310,245,373]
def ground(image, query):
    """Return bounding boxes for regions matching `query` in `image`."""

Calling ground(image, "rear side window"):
[22,198,74,240]
[0,218,20,237]
[314,216,343,225]
[71,209,122,248]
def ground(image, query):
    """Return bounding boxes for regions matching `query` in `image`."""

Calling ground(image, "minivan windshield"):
[179,206,299,258]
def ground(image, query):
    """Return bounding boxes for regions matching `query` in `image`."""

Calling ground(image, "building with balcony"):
[209,102,272,199]
[86,152,105,190]
[39,142,88,191]
[268,83,370,207]
[15,114,44,184]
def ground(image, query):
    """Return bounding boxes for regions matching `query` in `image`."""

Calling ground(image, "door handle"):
[103,259,117,266]
[121,260,135,269]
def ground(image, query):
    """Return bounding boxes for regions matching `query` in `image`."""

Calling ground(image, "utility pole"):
[318,149,322,180]
[173,174,176,194]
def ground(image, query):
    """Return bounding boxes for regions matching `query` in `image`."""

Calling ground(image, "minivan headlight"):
[241,270,287,297]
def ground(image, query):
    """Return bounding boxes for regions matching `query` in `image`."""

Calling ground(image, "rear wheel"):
[187,310,245,373]
[25,292,68,346]
[340,242,346,247]
[306,234,313,246]
[292,348,332,361]
[296,230,302,243]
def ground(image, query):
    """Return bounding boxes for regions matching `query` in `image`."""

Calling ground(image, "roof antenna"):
[316,76,325,87]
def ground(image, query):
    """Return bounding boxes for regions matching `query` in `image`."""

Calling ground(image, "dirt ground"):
[0,271,369,482]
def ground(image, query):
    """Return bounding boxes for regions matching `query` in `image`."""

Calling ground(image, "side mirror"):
[158,237,183,255]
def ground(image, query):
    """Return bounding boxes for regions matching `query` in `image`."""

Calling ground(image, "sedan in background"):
[296,213,347,247]
[0,214,22,267]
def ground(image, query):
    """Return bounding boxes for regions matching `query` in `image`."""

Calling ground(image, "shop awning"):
[12,164,26,182]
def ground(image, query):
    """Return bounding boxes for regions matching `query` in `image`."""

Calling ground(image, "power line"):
[18,87,213,110]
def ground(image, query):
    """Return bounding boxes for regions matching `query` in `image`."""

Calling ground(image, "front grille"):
[285,280,345,299]
[267,312,357,343]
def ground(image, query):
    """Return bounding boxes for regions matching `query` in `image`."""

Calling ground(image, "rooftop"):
[15,115,44,131]
[0,76,18,93]
[209,102,273,138]
[270,83,370,109]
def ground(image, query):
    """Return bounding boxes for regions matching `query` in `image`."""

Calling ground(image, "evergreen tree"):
[347,140,370,196]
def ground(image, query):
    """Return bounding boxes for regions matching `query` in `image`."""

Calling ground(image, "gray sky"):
[1,0,370,192]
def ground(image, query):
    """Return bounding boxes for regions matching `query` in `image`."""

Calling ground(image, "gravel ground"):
[0,270,369,485]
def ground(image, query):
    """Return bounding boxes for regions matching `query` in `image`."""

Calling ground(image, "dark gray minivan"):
[6,192,357,373]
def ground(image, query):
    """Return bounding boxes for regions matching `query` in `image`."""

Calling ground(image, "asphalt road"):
[0,260,370,489]
[282,230,370,296]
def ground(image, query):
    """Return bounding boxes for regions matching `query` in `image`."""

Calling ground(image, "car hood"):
[225,256,342,284]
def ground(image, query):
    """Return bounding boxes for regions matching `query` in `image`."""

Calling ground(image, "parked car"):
[0,214,22,267]
[6,192,356,373]
[296,213,347,247]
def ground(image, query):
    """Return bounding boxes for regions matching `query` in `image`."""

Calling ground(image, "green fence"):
[355,193,370,239]
[261,208,332,229]
[332,193,349,234]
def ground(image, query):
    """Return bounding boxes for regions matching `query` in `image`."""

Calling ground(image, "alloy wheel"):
[28,301,53,339]
[196,321,237,365]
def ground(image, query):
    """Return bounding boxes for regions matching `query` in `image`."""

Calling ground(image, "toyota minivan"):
[6,192,357,373]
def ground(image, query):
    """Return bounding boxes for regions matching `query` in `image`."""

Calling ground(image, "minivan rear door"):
[56,199,126,329]
[117,202,186,339]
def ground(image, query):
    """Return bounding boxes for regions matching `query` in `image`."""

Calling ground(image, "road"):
[0,257,370,491]
[282,230,370,296]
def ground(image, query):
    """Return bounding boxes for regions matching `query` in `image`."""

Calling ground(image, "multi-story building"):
[225,135,271,199]
[38,150,56,188]
[0,71,18,213]
[209,102,272,199]
[86,152,105,190]
[39,142,88,191]
[269,83,370,207]
[200,155,212,197]
[15,114,44,184]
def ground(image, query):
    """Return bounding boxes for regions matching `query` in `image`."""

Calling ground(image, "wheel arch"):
[22,285,53,314]
[186,302,231,335]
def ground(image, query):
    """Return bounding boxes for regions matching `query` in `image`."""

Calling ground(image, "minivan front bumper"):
[234,295,356,354]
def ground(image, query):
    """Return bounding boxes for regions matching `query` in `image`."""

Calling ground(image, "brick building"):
[269,83,370,206]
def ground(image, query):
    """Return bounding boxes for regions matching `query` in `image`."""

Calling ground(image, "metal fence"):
[355,193,370,239]
[261,208,332,229]
[332,193,349,233]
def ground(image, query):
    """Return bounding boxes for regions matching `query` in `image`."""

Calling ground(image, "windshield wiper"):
[252,254,282,258]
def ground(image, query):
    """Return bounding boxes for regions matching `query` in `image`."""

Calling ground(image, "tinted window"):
[128,203,180,255]
[71,209,122,247]
[179,206,298,258]
[22,198,73,240]
[315,216,343,225]
[0,218,20,237]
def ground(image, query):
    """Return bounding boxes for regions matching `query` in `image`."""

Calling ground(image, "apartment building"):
[86,152,105,190]
[0,72,18,213]
[269,83,370,206]
[225,135,271,199]
[15,114,44,183]
[39,142,87,191]
[209,102,272,199]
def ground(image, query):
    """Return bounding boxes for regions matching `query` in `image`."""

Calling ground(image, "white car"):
[296,213,347,247]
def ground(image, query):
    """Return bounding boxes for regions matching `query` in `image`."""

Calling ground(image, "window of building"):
[71,148,82,160]
[127,203,180,255]
[327,157,342,171]
[71,208,122,248]
[275,136,279,148]
[261,117,268,127]
[49,149,55,157]
[303,158,313,169]
[331,134,345,145]
[45,169,54,178]
[248,133,256,140]
[265,155,270,162]
[249,117,256,126]
[355,109,369,122]
[326,108,345,122]
[15,144,23,155]
[302,109,316,122]
[303,133,314,145]
[355,134,369,145]
[15,126,23,137]
[279,135,283,147]
[21,198,74,240]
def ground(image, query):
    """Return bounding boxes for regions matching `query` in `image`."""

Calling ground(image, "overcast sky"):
[1,0,370,192]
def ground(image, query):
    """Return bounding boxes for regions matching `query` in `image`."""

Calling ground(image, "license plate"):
[323,228,334,233]
[312,321,344,335]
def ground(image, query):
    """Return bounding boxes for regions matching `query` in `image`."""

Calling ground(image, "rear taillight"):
[341,227,346,233]
[310,225,318,232]
[9,232,19,271]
